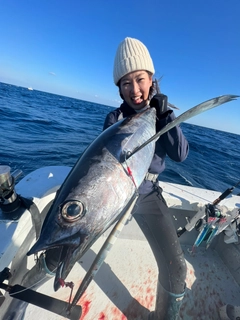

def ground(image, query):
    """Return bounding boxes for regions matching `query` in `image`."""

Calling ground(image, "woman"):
[103,37,189,320]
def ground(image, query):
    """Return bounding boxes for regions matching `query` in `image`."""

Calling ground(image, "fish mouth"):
[53,244,79,291]
[28,232,89,291]
[53,233,90,291]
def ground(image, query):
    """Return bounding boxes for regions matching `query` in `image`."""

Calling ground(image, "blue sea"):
[1,82,240,196]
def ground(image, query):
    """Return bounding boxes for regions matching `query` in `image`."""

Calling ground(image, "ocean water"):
[1,82,240,196]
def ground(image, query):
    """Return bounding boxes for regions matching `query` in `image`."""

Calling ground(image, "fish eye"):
[61,200,85,222]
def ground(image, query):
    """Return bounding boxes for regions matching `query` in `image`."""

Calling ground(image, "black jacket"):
[103,101,189,194]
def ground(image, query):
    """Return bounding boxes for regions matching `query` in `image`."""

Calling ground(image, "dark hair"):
[117,71,157,101]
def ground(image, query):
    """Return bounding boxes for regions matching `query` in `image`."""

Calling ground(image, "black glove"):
[150,94,169,119]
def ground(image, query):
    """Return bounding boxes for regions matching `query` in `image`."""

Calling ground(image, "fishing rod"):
[191,205,240,250]
[212,180,240,205]
[126,94,239,160]
[177,179,240,240]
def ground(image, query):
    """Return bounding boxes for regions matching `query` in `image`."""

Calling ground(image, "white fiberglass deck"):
[1,167,239,320]
[23,222,240,320]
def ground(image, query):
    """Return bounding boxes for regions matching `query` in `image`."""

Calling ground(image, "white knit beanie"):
[113,37,155,85]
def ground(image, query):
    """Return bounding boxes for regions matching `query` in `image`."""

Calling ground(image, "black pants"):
[132,183,186,294]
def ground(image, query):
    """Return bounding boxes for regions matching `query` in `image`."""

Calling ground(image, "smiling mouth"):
[131,96,143,104]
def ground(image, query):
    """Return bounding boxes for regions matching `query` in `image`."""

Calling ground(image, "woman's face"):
[119,70,153,110]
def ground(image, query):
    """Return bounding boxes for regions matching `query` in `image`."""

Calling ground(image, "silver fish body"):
[28,108,156,290]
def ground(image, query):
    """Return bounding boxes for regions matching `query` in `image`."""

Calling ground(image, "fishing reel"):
[193,204,224,245]
[178,181,240,249]
[193,204,240,248]
[195,204,222,231]
[0,165,22,214]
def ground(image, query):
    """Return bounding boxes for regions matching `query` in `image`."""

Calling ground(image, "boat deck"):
[23,222,240,320]
[1,171,239,320]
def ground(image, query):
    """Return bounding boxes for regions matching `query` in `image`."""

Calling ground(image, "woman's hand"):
[150,94,170,119]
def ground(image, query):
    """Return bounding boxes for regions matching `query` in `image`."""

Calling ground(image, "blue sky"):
[1,0,240,134]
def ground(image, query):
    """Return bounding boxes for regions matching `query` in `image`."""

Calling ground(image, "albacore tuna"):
[28,108,156,291]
